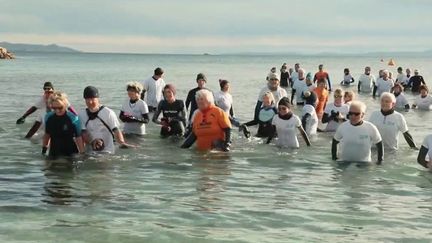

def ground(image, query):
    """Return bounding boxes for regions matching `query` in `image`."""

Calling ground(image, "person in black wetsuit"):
[407,69,426,93]
[185,73,212,122]
[42,91,84,158]
[280,64,290,90]
[240,91,278,138]
[153,84,187,137]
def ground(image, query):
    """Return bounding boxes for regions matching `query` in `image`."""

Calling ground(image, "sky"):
[1,0,431,54]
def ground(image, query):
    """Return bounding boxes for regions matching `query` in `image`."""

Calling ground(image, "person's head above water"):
[83,86,100,112]
[262,91,275,106]
[195,89,214,111]
[344,68,350,74]
[364,66,371,75]
[318,64,324,71]
[153,67,164,79]
[419,85,429,97]
[126,81,143,101]
[196,73,207,88]
[348,101,366,125]
[219,79,230,92]
[163,84,177,102]
[267,73,280,91]
[303,91,317,107]
[298,68,305,80]
[48,91,69,116]
[294,63,300,71]
[277,97,292,115]
[380,92,396,112]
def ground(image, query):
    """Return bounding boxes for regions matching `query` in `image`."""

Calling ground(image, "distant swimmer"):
[119,82,149,136]
[240,91,277,138]
[321,89,349,132]
[412,85,432,110]
[313,64,332,91]
[42,91,84,158]
[340,68,355,86]
[141,67,166,112]
[332,101,383,164]
[417,134,432,169]
[357,66,376,93]
[266,97,311,148]
[152,84,187,138]
[79,86,134,154]
[369,92,417,151]
[181,89,232,152]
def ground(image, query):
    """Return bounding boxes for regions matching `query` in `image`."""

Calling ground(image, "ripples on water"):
[1,52,432,242]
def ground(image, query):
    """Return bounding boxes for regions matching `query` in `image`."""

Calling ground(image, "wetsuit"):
[153,99,187,137]
[407,75,425,93]
[185,87,212,122]
[280,71,290,88]
[243,106,277,137]
[45,111,81,158]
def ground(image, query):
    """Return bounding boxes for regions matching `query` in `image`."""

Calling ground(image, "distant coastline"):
[0,41,80,53]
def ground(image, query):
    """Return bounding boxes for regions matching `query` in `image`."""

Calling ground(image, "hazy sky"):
[1,0,431,54]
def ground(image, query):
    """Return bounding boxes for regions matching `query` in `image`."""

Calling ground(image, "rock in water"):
[0,47,15,59]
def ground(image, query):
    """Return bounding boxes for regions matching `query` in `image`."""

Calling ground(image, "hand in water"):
[16,117,25,124]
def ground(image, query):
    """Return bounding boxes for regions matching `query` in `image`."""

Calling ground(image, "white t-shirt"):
[375,78,394,96]
[121,99,149,135]
[369,110,408,150]
[358,74,375,93]
[79,106,120,154]
[334,121,382,162]
[341,74,354,85]
[396,73,407,85]
[395,93,409,109]
[301,104,318,136]
[271,114,302,148]
[413,95,432,110]
[214,91,233,114]
[323,103,350,132]
[141,76,166,108]
[34,96,47,110]
[421,134,432,161]
[293,79,308,104]
[291,71,299,83]
[257,86,288,105]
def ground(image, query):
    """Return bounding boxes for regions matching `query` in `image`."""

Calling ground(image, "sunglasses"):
[348,111,361,116]
[51,106,64,111]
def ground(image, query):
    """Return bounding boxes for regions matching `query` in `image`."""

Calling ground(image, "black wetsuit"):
[243,106,278,137]
[407,75,425,93]
[45,111,81,158]
[280,72,290,88]
[153,99,187,137]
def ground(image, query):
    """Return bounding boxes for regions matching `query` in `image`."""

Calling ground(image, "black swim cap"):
[43,82,54,89]
[83,86,99,99]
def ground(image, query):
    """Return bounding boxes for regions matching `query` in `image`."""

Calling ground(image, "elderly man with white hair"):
[373,70,394,98]
[332,101,384,164]
[369,92,417,151]
[181,89,232,151]
[253,73,287,120]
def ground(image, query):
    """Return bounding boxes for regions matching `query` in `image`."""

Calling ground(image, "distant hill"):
[0,42,80,53]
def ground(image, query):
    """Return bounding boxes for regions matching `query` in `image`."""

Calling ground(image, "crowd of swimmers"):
[15,64,432,169]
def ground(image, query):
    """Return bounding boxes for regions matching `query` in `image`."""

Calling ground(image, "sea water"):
[1,52,432,242]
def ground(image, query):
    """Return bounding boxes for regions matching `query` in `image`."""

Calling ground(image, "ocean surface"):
[1,52,432,242]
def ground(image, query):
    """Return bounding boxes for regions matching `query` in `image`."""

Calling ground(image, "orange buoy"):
[388,58,395,66]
